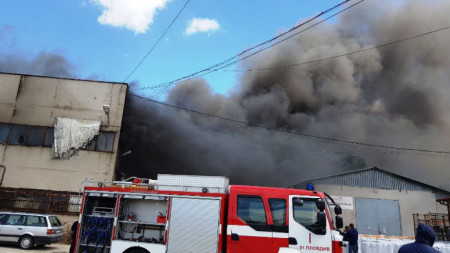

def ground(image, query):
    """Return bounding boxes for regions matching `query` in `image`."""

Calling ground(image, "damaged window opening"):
[9,125,28,145]
[52,118,101,159]
[0,124,10,144]
[84,138,96,151]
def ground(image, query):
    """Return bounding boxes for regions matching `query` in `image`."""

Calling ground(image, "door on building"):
[355,198,401,236]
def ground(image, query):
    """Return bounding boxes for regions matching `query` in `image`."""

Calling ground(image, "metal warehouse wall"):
[0,73,127,192]
[314,184,448,237]
[308,168,450,198]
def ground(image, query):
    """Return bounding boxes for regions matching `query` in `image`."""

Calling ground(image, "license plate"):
[55,229,62,233]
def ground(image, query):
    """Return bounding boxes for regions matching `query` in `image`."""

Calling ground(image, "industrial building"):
[294,167,450,237]
[0,73,127,214]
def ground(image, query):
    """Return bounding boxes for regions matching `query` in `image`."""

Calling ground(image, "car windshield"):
[48,216,62,227]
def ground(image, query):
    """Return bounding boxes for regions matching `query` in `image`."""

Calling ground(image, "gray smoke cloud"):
[0,51,75,78]
[0,25,75,78]
[120,0,450,188]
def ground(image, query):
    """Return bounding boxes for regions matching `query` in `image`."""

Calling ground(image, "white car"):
[0,212,63,249]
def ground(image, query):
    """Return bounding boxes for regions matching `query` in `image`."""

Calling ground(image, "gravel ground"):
[0,243,70,253]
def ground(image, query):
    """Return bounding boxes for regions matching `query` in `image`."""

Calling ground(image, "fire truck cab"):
[73,174,347,253]
[227,185,345,253]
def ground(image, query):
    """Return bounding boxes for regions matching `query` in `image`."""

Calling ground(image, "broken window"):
[84,138,96,151]
[96,132,115,152]
[9,125,29,145]
[0,123,10,144]
[27,127,46,146]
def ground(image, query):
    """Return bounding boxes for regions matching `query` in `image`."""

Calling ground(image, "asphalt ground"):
[0,243,70,253]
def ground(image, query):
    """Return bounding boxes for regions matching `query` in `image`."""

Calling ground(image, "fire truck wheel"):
[126,248,149,253]
[19,235,34,250]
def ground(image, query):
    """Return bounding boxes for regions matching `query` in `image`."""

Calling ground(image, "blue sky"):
[0,0,343,97]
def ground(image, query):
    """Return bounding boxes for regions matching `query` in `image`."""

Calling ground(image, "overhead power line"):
[123,0,191,82]
[137,21,450,100]
[129,93,450,155]
[223,25,450,72]
[131,0,365,92]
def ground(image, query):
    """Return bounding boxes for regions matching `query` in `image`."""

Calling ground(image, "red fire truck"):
[73,174,348,253]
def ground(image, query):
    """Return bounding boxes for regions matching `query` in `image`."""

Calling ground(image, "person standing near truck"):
[343,223,358,253]
[398,223,441,253]
[69,221,78,253]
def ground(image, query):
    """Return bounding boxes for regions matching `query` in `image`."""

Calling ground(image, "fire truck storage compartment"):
[116,195,168,244]
[78,193,117,253]
[166,197,221,253]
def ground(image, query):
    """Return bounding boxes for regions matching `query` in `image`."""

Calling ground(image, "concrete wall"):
[0,73,127,192]
[314,184,448,237]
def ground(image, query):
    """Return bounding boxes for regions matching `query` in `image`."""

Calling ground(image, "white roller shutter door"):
[167,197,221,253]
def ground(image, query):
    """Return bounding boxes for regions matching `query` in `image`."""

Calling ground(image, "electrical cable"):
[224,25,450,72]
[123,0,191,82]
[138,22,450,103]
[131,0,364,92]
[202,0,367,75]
[139,23,450,101]
[129,92,450,155]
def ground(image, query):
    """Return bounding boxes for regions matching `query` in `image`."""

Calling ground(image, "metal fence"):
[413,213,449,241]
[0,187,81,215]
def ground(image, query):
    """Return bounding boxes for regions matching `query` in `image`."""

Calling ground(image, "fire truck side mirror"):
[316,199,325,211]
[317,212,327,228]
[334,206,342,215]
[293,198,303,206]
[336,216,343,229]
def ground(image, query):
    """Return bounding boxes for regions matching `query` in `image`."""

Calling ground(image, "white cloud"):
[185,18,220,35]
[90,0,171,34]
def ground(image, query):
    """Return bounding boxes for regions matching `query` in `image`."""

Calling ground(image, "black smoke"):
[118,0,450,188]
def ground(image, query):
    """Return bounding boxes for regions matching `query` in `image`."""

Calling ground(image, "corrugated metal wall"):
[305,169,450,199]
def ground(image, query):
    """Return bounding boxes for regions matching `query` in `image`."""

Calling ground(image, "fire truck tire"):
[125,247,149,253]
[18,235,34,250]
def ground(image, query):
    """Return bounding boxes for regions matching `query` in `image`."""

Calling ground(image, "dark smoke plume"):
[119,0,450,188]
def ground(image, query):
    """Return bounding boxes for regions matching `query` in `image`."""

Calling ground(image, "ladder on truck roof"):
[112,177,156,187]
[111,174,230,194]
